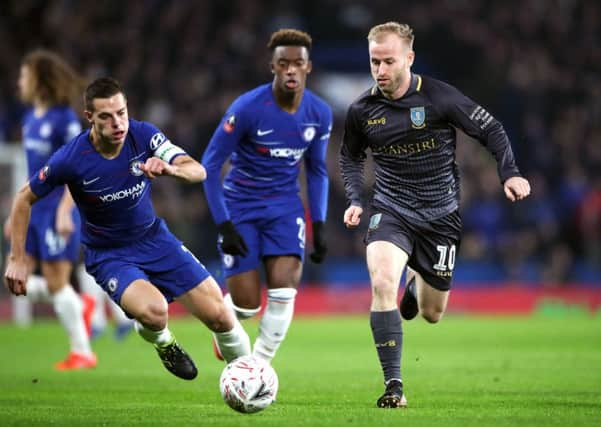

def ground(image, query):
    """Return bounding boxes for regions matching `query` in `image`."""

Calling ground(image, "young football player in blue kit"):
[3,50,96,370]
[4,77,251,380]
[202,29,333,363]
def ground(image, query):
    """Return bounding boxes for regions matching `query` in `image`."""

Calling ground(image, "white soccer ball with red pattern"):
[219,355,278,413]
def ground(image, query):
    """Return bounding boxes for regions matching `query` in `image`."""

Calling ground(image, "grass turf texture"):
[0,314,600,426]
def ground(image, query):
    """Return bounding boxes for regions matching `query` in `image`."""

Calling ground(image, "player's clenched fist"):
[344,205,363,229]
[4,256,29,296]
[139,157,173,179]
[503,176,531,202]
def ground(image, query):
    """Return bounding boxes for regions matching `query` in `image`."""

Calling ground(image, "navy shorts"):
[365,204,462,291]
[84,219,210,305]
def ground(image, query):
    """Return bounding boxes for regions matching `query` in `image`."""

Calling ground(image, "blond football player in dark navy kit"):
[340,22,531,408]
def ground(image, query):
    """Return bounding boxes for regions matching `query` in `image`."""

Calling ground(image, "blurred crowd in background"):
[0,0,599,285]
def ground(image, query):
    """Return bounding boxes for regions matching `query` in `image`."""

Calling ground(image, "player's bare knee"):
[421,308,444,324]
[207,303,233,333]
[371,274,397,302]
[137,301,168,330]
[231,294,261,311]
[268,272,299,289]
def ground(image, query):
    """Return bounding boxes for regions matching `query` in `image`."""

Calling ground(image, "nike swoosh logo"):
[83,177,100,185]
[257,129,274,136]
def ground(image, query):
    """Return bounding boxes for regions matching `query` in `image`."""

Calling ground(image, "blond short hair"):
[367,22,414,48]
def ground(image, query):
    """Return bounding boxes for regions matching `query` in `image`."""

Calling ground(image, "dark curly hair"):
[267,29,312,51]
[21,49,84,108]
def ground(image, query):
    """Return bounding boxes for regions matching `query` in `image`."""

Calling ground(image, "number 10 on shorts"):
[433,244,456,272]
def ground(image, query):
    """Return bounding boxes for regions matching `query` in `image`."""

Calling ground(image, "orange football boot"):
[81,293,96,337]
[55,352,97,371]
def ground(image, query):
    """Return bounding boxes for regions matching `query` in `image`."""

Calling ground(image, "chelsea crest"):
[129,160,144,176]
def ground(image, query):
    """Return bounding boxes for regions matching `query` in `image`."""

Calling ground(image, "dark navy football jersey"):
[340,74,522,221]
[29,119,187,248]
[202,83,332,225]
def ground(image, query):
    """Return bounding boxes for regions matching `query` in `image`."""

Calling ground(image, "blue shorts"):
[220,200,306,277]
[25,207,81,262]
[83,219,210,305]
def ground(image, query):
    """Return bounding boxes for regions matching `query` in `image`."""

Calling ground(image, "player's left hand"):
[310,221,327,264]
[504,176,531,202]
[140,157,173,179]
[4,255,29,296]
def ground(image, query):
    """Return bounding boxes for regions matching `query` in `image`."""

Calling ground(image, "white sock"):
[134,321,174,347]
[214,321,251,363]
[52,285,93,355]
[77,264,107,330]
[26,275,50,303]
[253,288,297,363]
[12,295,33,327]
[224,293,261,320]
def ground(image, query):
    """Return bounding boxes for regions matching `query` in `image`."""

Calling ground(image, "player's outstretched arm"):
[140,155,206,183]
[4,183,38,296]
[503,176,531,202]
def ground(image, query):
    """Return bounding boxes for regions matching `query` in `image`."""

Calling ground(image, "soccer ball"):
[219,355,278,414]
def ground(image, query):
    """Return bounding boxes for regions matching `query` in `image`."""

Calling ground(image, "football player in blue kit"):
[3,50,96,370]
[4,77,251,380]
[202,29,333,363]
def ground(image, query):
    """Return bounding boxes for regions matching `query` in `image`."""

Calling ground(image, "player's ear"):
[407,50,415,68]
[84,110,93,124]
[306,59,312,74]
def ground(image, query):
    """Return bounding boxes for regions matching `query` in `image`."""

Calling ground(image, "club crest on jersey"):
[39,122,52,138]
[38,165,50,182]
[223,114,236,133]
[410,106,426,129]
[150,132,167,150]
[303,126,316,142]
[129,160,144,176]
[107,277,118,293]
[223,254,235,269]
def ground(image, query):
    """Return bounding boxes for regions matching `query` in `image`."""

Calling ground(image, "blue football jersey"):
[202,83,333,225]
[29,119,187,248]
[22,106,81,212]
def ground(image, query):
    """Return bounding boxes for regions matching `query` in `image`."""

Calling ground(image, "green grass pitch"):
[0,314,600,426]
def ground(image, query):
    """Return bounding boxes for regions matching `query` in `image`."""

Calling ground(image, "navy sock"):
[370,310,402,382]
